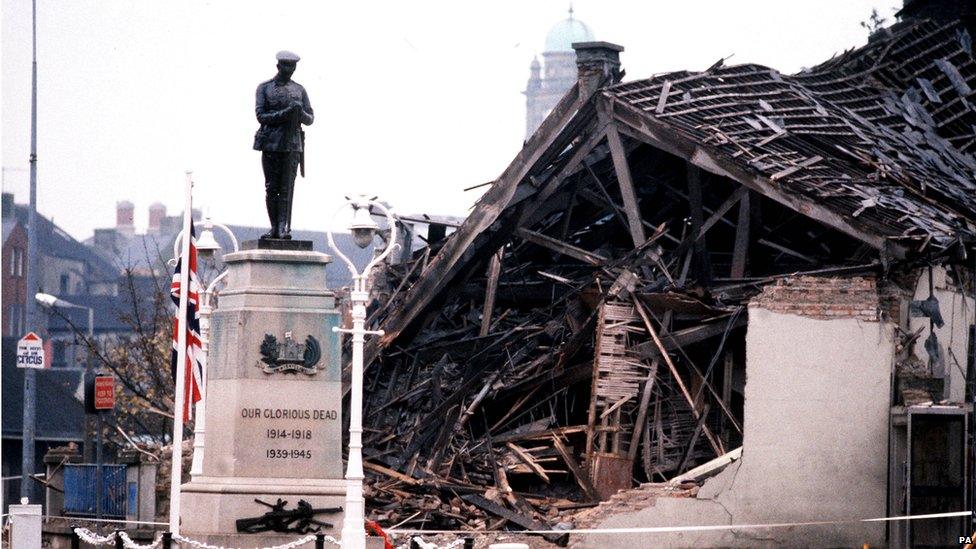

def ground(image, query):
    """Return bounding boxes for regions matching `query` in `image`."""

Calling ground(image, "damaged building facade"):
[358,11,976,548]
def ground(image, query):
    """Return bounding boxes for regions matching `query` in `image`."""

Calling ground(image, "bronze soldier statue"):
[254,51,314,240]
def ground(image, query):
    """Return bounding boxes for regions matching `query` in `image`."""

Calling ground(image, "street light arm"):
[170,219,240,264]
[359,200,398,282]
[205,269,229,297]
[209,221,239,252]
[326,203,364,282]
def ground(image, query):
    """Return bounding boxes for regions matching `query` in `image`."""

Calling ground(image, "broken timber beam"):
[632,297,724,457]
[627,359,658,461]
[461,494,568,544]
[632,314,747,360]
[606,124,647,247]
[506,442,550,483]
[551,435,600,502]
[677,402,711,473]
[730,191,751,278]
[686,164,709,284]
[668,184,749,263]
[480,250,503,337]
[516,228,607,265]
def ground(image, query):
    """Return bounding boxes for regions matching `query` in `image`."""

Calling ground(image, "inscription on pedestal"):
[240,406,338,461]
[206,378,343,479]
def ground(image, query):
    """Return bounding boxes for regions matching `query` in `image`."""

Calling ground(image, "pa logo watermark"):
[960,535,974,544]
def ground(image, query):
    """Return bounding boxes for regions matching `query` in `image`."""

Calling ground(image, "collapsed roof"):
[358,18,976,533]
[370,19,976,366]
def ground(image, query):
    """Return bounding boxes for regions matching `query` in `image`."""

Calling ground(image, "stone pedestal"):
[182,244,345,543]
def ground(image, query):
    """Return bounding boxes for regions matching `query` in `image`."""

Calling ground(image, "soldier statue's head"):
[275,50,300,82]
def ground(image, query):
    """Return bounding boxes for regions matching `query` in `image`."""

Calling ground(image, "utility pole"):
[21,0,40,502]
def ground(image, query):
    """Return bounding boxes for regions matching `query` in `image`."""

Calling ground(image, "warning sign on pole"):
[94,375,115,411]
[16,332,46,369]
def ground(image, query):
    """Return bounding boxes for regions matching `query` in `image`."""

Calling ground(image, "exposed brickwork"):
[877,278,913,325]
[749,275,879,321]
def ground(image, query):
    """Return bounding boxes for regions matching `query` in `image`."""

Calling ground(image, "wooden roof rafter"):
[601,94,909,260]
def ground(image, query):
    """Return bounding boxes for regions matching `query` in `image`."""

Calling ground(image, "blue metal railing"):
[63,464,127,518]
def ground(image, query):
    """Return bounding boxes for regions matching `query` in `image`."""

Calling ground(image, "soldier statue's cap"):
[276,50,300,64]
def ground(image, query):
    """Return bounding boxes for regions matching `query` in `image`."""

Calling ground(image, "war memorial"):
[178,52,380,548]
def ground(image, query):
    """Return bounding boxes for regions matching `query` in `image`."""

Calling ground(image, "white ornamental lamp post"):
[171,214,239,477]
[327,196,397,549]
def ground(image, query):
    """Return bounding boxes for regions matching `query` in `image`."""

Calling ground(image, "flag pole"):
[169,170,193,535]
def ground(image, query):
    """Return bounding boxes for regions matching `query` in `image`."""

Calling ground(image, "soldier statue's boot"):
[278,199,292,239]
[283,206,293,240]
[262,196,280,239]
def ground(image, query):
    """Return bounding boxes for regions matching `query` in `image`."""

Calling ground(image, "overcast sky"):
[2,0,900,240]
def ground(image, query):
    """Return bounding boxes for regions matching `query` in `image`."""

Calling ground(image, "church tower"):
[524,6,595,138]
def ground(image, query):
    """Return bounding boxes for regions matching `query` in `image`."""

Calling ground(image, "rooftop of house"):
[2,196,118,282]
[87,213,462,289]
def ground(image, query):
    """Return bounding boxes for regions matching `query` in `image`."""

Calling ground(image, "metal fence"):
[63,464,127,518]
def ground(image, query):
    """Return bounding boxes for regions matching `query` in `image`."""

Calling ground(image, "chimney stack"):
[148,202,166,234]
[116,200,135,237]
[572,41,624,95]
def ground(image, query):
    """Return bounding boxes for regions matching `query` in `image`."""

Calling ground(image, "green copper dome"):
[544,9,594,52]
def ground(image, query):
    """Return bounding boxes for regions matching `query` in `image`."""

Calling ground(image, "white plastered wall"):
[577,307,895,548]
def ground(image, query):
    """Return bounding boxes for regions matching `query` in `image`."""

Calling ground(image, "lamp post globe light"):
[171,214,240,477]
[170,213,236,264]
[327,195,397,549]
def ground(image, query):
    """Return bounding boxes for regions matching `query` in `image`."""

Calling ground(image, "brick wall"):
[2,223,28,336]
[749,275,879,321]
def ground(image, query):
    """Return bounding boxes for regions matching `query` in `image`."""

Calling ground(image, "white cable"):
[387,510,973,536]
[77,510,971,549]
[53,516,168,526]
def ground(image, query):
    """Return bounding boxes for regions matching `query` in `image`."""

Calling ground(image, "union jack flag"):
[171,224,203,422]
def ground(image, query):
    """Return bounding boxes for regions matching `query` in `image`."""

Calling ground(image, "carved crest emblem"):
[257,331,321,375]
